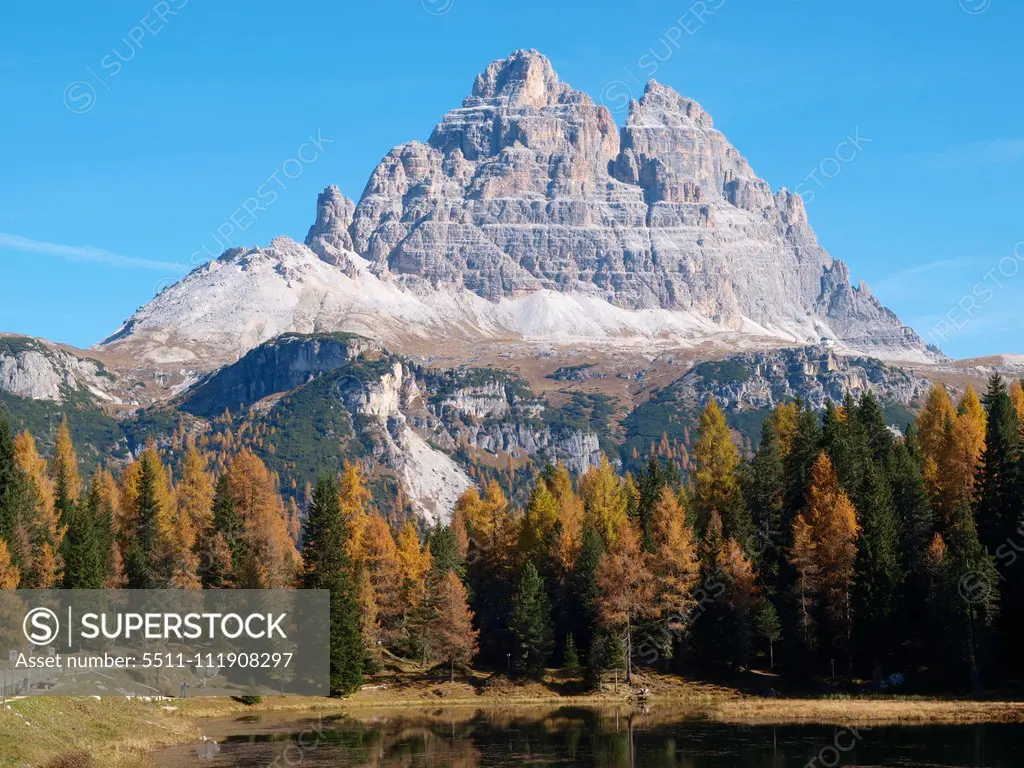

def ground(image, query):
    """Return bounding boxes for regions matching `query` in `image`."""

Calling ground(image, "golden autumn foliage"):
[548,463,584,572]
[938,385,987,516]
[647,485,699,624]
[0,538,19,590]
[424,570,478,680]
[1009,380,1024,423]
[176,444,215,537]
[339,461,371,559]
[579,455,629,547]
[595,520,654,635]
[13,431,64,588]
[692,397,745,537]
[789,453,859,648]
[359,514,404,648]
[224,449,299,588]
[518,479,559,566]
[49,418,82,502]
[770,400,800,458]
[718,537,760,616]
[916,385,956,497]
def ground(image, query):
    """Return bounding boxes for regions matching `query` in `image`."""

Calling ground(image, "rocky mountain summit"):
[100,49,932,367]
[341,49,929,359]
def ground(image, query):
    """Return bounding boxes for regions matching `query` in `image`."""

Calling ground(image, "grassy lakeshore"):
[5,671,1024,767]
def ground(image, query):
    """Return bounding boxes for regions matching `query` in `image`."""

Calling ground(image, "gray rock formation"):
[181,332,380,417]
[333,49,928,357]
[305,185,357,272]
[684,345,930,412]
[0,336,119,404]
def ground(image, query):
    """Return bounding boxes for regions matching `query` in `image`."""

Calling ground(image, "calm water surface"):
[153,707,1023,767]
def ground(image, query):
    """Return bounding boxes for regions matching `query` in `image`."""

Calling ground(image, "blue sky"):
[1,0,1021,358]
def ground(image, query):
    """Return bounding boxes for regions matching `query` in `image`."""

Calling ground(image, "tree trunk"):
[769,641,774,671]
[625,615,633,686]
[450,658,454,684]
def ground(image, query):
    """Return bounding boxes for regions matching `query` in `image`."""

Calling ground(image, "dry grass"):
[0,697,200,768]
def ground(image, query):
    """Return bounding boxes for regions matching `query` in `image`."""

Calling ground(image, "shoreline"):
[5,677,1024,768]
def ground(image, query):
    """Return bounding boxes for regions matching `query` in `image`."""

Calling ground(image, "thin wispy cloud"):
[924,138,1024,169]
[0,233,186,273]
[872,257,975,297]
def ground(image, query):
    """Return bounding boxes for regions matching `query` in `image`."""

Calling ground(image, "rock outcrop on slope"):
[0,335,119,404]
[683,345,931,412]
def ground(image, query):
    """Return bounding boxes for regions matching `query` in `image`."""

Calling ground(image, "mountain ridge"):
[97,48,936,368]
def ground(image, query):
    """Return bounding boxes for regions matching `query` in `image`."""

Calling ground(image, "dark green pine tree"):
[570,526,605,660]
[887,437,936,667]
[821,398,861,494]
[125,452,163,589]
[636,456,669,552]
[0,412,32,572]
[783,401,822,515]
[852,461,904,671]
[212,473,244,558]
[757,600,783,671]
[62,481,107,589]
[427,524,464,579]
[941,496,1000,693]
[509,561,555,679]
[300,476,364,696]
[746,417,786,592]
[52,459,77,533]
[855,390,895,463]
[976,374,1020,552]
[888,437,935,571]
[0,410,17,543]
[562,633,581,675]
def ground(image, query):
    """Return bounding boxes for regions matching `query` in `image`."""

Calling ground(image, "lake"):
[153,707,1024,767]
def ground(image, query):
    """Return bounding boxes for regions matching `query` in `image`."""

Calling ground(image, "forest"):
[1,374,1023,697]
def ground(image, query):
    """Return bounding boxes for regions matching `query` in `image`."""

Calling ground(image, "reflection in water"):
[154,707,1024,767]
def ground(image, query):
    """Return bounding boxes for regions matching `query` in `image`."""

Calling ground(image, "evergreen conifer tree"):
[300,476,364,695]
[509,561,555,678]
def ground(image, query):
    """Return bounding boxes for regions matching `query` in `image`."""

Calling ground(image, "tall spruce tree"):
[125,451,163,589]
[509,561,555,679]
[783,402,822,517]
[636,456,669,552]
[62,480,107,589]
[747,416,786,592]
[887,438,935,666]
[852,460,904,671]
[300,476,364,695]
[976,374,1019,552]
[942,496,1000,693]
[570,526,605,659]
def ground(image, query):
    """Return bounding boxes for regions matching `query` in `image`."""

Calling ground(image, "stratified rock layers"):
[338,49,925,356]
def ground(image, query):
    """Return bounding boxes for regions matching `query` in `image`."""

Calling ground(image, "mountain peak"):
[633,79,714,131]
[466,49,570,109]
[306,185,356,268]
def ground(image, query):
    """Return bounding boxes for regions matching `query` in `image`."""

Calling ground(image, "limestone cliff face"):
[305,185,357,272]
[0,336,119,404]
[181,332,379,418]
[683,345,930,412]
[333,49,927,357]
[176,333,602,520]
